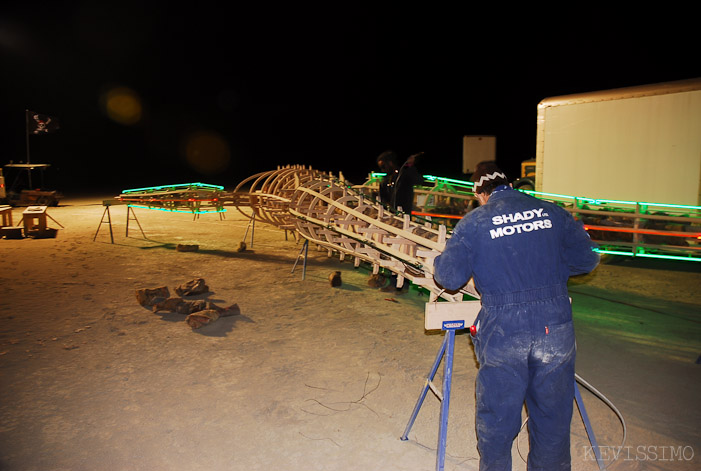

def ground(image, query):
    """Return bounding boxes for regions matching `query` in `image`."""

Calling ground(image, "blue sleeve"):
[433,225,473,291]
[562,211,600,276]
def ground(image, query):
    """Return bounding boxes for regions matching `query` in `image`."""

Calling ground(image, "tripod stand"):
[400,300,480,471]
[401,301,608,471]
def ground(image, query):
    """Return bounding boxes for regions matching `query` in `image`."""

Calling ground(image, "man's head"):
[377,150,399,173]
[471,163,509,205]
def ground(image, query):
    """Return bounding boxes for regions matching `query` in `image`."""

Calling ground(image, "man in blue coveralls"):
[433,167,599,470]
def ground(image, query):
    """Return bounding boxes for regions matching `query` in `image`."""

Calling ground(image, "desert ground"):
[1,194,699,471]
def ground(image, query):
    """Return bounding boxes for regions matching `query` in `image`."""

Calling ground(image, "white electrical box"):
[462,136,496,174]
[424,300,480,331]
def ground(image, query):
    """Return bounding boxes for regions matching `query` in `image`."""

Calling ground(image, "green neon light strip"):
[128,204,226,214]
[638,201,701,210]
[637,252,701,262]
[594,248,700,262]
[122,182,224,193]
[521,191,700,212]
[396,175,698,211]
[577,196,701,210]
[421,178,698,211]
[520,189,576,201]
[422,175,475,188]
[577,197,640,205]
[372,173,476,189]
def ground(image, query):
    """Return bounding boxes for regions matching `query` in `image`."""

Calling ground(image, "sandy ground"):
[0,195,699,471]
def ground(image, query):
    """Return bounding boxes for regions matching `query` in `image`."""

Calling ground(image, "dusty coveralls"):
[433,186,599,471]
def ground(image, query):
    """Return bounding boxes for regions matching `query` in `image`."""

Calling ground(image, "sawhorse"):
[94,202,147,243]
[93,203,115,243]
[401,322,461,471]
[401,301,607,471]
[125,205,146,239]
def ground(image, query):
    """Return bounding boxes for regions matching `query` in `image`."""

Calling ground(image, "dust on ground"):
[1,196,699,471]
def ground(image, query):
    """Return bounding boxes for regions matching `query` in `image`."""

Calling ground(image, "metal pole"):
[575,382,605,470]
[400,327,457,471]
[400,334,448,441]
[436,329,456,471]
[24,110,32,188]
[25,110,30,164]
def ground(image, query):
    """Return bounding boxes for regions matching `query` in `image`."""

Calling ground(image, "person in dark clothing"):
[372,150,422,293]
[433,167,599,471]
[376,150,421,214]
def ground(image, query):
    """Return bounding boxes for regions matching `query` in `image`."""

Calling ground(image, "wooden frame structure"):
[225,166,478,302]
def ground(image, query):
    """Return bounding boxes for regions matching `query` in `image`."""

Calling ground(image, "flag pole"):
[25,109,31,164]
[24,109,33,188]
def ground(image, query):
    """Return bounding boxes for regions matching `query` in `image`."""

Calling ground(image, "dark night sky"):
[1,3,699,194]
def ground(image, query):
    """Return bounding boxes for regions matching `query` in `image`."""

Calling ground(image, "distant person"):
[433,165,599,470]
[376,150,421,214]
[372,150,422,294]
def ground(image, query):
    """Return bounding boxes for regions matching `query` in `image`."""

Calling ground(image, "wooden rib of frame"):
[227,165,477,302]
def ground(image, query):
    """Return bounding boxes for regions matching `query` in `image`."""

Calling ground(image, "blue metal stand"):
[401,326,459,471]
[402,329,605,471]
[575,382,605,470]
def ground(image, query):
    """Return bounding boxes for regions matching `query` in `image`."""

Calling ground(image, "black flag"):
[27,110,60,134]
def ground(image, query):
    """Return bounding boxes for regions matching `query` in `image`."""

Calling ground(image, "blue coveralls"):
[433,186,599,471]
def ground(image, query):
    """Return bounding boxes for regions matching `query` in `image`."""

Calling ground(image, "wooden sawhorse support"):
[94,202,146,243]
[0,205,12,227]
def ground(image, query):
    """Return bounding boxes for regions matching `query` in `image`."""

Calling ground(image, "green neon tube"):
[422,175,475,188]
[128,204,226,214]
[122,182,224,193]
[519,189,576,201]
[594,248,700,262]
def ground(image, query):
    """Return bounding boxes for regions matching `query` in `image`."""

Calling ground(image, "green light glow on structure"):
[422,175,475,189]
[122,182,224,194]
[504,189,700,213]
[519,189,576,201]
[636,252,701,262]
[374,173,476,189]
[128,204,226,214]
[594,248,700,262]
[638,201,701,211]
[576,196,701,211]
[577,197,640,206]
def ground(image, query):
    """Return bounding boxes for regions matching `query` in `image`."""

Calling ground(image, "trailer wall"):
[535,79,701,205]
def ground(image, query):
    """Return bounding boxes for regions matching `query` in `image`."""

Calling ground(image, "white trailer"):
[534,78,701,206]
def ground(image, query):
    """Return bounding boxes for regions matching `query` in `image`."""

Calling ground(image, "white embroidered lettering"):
[489,218,554,239]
